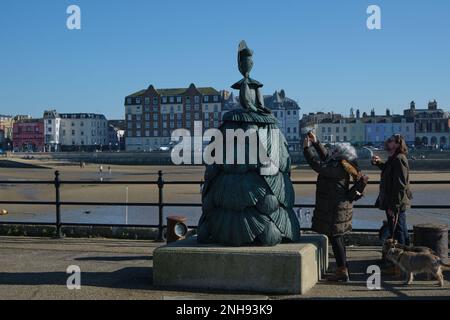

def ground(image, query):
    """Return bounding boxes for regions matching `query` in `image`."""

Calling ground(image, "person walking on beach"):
[372,134,412,246]
[303,133,369,282]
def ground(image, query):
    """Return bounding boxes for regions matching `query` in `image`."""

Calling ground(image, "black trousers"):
[330,236,347,268]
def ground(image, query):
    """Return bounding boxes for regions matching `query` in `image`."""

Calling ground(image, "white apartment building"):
[44,110,108,151]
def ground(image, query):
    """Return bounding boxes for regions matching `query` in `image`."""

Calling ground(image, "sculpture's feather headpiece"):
[237,40,254,78]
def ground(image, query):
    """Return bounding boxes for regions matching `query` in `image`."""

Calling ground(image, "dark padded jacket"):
[375,153,412,213]
[304,142,367,237]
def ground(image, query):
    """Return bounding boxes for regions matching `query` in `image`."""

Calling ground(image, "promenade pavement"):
[0,237,449,300]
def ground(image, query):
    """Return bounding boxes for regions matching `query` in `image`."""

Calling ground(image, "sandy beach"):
[1,159,450,229]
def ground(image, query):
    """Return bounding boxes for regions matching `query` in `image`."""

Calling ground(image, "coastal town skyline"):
[1,0,450,119]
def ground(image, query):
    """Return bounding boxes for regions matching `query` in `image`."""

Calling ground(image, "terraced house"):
[404,100,450,148]
[124,84,223,151]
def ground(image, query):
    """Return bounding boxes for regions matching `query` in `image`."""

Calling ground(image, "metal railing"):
[0,170,450,240]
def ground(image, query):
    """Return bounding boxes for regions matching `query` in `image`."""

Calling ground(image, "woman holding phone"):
[372,134,412,245]
[303,132,369,282]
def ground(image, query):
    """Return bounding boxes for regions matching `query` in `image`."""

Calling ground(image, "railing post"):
[157,170,165,242]
[54,171,63,239]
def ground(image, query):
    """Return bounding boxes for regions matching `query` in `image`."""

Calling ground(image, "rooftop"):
[127,84,221,98]
[1,236,449,300]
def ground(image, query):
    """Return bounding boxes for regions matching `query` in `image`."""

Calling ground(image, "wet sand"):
[1,159,450,229]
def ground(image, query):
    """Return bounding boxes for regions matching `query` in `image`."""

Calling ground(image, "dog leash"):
[390,210,400,242]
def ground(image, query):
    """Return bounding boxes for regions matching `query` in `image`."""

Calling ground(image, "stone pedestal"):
[153,235,327,295]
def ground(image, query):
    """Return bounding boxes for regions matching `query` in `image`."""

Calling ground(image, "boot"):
[326,267,350,282]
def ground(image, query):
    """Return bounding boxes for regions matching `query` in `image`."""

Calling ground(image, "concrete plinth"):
[153,236,324,295]
[298,234,329,280]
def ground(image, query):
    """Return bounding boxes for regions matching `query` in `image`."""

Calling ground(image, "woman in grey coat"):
[303,133,368,282]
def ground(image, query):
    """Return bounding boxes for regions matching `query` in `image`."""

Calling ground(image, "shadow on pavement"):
[0,267,154,290]
[75,255,152,262]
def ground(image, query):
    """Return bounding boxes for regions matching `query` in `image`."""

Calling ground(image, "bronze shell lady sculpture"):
[197,41,301,246]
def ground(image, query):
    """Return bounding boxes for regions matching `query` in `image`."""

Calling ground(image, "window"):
[186,97,191,104]
[162,97,167,104]
[204,96,209,103]
[145,106,150,112]
[127,114,132,121]
[72,130,75,135]
[48,127,52,132]
[169,97,175,103]
[145,114,150,121]
[153,97,159,105]
[154,130,158,136]
[153,122,158,129]
[136,115,142,121]
[176,97,182,103]
[195,96,200,103]
[136,98,141,104]
[213,95,219,102]
[214,105,219,112]
[145,130,150,137]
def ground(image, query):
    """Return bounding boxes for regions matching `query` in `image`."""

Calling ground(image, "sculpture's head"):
[238,40,254,78]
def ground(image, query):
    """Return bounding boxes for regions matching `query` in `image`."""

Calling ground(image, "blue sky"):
[1,0,449,119]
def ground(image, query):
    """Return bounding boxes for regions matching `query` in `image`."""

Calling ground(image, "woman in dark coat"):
[303,133,368,282]
[372,134,412,246]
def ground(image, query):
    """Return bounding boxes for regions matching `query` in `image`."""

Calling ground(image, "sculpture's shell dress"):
[197,109,301,246]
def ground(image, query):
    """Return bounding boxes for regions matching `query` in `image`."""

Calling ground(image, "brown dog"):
[386,248,450,287]
[382,239,437,261]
